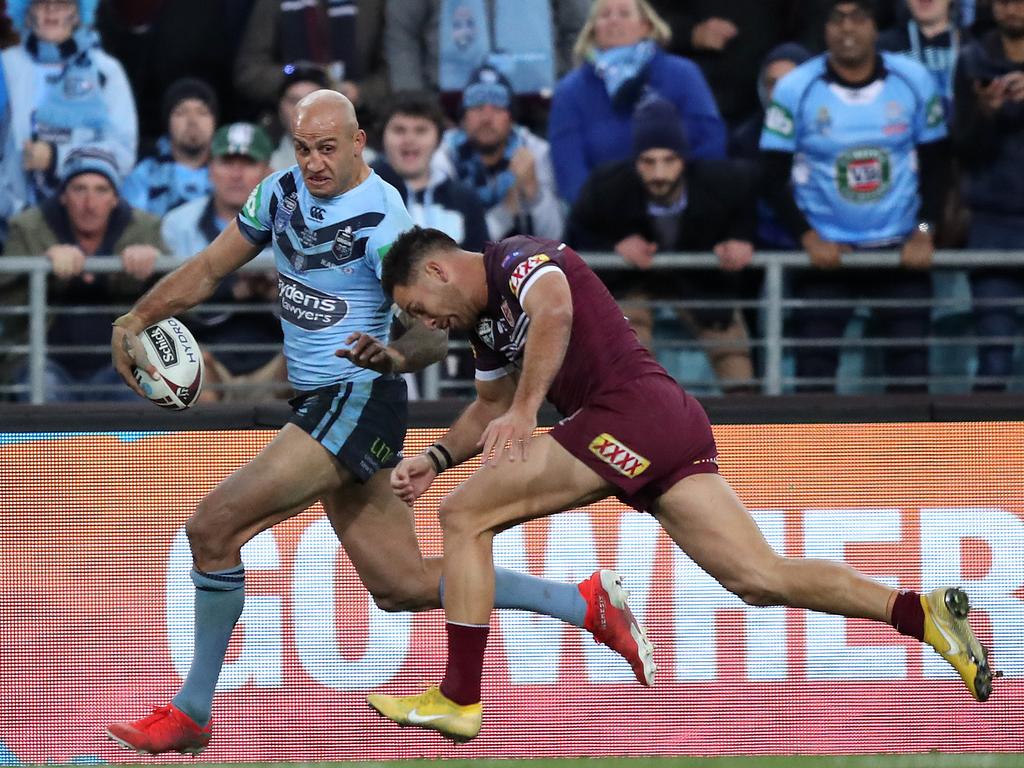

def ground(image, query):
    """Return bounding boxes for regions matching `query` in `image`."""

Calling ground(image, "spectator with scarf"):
[121,78,216,216]
[234,0,389,127]
[0,53,27,252]
[433,65,564,241]
[548,0,726,204]
[880,0,966,112]
[1,0,137,204]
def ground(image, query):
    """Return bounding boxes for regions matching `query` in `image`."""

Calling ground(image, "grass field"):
[97,758,1021,768]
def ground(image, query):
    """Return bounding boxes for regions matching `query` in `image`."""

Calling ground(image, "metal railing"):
[1,250,1022,404]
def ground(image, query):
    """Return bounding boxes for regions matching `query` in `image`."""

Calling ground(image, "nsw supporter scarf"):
[444,126,523,209]
[25,28,110,138]
[278,0,359,81]
[589,39,656,111]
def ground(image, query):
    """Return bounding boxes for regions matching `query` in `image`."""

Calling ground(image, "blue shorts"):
[288,375,408,482]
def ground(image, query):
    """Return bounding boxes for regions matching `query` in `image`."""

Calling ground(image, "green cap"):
[211,122,274,162]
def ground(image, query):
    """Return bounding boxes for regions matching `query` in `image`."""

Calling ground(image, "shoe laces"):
[135,705,174,729]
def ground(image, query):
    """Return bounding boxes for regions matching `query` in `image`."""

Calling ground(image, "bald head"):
[294,89,358,134]
[291,89,368,197]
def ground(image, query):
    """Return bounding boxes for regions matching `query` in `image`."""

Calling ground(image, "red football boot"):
[579,569,656,686]
[106,703,211,755]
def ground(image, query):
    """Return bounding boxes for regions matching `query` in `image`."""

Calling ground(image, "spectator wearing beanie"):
[1,147,164,400]
[2,0,138,204]
[731,42,811,250]
[548,0,726,205]
[121,78,218,216]
[433,65,564,241]
[569,95,758,390]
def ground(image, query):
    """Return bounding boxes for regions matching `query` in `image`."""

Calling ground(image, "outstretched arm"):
[338,309,448,373]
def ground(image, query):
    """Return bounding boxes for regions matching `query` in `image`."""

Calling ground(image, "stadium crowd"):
[0,0,1022,400]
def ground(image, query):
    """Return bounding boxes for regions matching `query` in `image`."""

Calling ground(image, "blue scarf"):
[445,127,524,209]
[27,28,110,137]
[588,40,656,111]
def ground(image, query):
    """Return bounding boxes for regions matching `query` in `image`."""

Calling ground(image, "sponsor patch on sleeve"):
[508,253,551,297]
[764,102,795,139]
[240,182,264,229]
[588,433,651,479]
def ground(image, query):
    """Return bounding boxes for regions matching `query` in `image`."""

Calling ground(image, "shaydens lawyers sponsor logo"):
[588,433,651,479]
[278,274,348,330]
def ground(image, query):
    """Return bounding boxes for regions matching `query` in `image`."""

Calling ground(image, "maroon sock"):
[891,590,925,640]
[439,622,489,705]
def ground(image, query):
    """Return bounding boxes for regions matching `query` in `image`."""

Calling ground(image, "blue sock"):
[439,567,586,628]
[171,566,245,727]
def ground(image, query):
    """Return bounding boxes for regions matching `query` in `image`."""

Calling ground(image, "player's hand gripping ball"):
[132,318,205,409]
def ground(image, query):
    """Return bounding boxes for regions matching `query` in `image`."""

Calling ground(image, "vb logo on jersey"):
[836,147,891,202]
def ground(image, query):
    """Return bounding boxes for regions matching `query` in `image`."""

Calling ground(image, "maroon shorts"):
[549,374,719,512]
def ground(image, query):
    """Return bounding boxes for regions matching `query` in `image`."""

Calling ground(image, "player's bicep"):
[520,268,572,320]
[475,373,516,410]
[198,220,264,281]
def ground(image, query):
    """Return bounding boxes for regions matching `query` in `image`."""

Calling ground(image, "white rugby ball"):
[133,317,204,410]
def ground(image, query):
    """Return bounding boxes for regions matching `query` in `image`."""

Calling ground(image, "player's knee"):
[186,497,236,563]
[437,496,484,541]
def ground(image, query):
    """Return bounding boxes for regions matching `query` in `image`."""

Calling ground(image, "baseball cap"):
[211,123,274,163]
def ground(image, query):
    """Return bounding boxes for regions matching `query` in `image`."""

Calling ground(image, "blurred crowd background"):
[0,0,1022,402]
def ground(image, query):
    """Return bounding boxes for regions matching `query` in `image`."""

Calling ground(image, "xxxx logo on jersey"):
[508,254,551,297]
[588,433,651,479]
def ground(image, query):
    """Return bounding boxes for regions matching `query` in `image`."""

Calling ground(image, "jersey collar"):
[825,53,887,89]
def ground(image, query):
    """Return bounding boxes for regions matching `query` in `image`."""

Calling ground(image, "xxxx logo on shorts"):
[588,433,651,479]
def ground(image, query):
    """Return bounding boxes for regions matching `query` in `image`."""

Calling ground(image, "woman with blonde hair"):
[548,0,725,203]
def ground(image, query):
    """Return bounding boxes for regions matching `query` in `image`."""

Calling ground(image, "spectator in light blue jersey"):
[121,78,217,216]
[760,0,951,392]
[0,55,28,252]
[2,0,137,203]
[161,123,282,401]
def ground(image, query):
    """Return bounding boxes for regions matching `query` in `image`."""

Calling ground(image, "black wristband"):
[432,443,454,470]
[424,448,443,474]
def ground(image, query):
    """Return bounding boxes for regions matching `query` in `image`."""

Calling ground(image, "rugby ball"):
[132,317,204,410]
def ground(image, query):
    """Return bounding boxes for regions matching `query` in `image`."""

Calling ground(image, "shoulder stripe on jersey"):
[518,264,566,306]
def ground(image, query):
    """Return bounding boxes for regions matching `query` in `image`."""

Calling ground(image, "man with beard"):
[954,0,1024,389]
[122,78,217,216]
[433,65,564,241]
[760,0,950,392]
[569,94,757,391]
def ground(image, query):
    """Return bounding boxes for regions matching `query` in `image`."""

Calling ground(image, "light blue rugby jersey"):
[237,167,413,389]
[760,52,946,246]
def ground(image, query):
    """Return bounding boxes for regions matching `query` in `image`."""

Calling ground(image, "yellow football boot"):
[367,685,482,743]
[922,587,998,701]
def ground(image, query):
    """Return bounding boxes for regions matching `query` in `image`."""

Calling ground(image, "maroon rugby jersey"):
[469,236,668,416]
